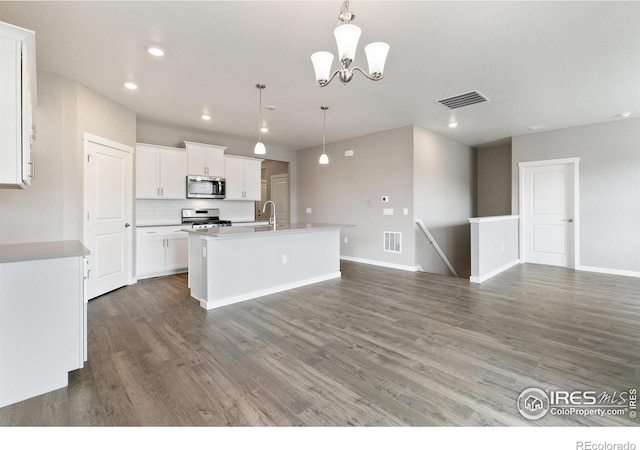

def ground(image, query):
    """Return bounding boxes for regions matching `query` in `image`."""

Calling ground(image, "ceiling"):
[1,1,639,151]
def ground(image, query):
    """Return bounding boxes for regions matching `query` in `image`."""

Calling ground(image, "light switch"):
[345,149,354,157]
[383,208,394,216]
[403,208,409,216]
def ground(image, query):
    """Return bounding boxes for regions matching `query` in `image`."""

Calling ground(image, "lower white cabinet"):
[0,241,88,408]
[136,226,188,279]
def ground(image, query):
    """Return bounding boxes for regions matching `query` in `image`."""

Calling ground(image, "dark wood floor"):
[1,261,639,426]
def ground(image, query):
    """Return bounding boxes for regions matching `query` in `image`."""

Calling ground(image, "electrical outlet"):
[381,196,389,202]
[345,149,354,157]
[282,254,287,264]
[344,237,348,243]
[403,208,409,216]
[306,208,312,214]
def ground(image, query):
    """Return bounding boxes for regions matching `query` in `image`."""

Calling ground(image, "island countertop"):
[183,223,353,239]
[0,240,90,264]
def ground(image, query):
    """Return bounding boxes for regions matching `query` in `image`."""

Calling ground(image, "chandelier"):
[311,1,390,87]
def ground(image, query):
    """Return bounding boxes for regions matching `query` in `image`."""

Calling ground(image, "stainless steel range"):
[181,208,232,229]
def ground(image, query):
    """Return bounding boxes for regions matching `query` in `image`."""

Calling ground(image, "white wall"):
[414,126,476,277]
[296,126,417,269]
[0,71,136,245]
[512,118,640,273]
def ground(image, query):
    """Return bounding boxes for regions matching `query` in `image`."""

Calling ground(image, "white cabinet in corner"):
[136,143,187,199]
[136,226,188,279]
[184,141,226,177]
[0,21,36,189]
[224,155,263,201]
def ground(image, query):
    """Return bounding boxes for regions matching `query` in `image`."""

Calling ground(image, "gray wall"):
[512,118,640,272]
[296,126,417,268]
[477,144,511,217]
[0,71,136,245]
[470,217,519,281]
[414,126,476,277]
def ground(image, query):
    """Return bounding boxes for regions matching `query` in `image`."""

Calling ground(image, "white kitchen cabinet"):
[184,141,226,177]
[0,241,88,408]
[0,21,36,189]
[136,143,187,199]
[136,226,188,279]
[224,155,263,201]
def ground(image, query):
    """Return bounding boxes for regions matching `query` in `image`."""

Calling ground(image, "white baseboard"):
[202,272,342,310]
[576,265,640,278]
[470,259,519,283]
[136,268,188,281]
[340,255,421,272]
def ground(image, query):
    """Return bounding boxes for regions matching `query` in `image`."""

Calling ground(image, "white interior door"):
[84,136,133,299]
[521,160,578,267]
[271,173,290,226]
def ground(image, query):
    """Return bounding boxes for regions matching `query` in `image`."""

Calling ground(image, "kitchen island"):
[185,223,350,310]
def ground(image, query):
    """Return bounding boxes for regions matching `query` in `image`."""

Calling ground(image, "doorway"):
[519,157,580,268]
[83,133,133,299]
[271,173,290,227]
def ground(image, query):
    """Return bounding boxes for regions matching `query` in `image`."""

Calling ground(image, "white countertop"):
[184,223,353,239]
[0,240,90,264]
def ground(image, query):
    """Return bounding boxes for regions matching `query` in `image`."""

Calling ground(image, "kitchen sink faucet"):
[262,200,276,230]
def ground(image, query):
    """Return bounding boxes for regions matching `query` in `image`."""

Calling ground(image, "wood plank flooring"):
[1,261,639,426]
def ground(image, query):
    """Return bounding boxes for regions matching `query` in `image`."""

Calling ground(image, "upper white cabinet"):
[136,143,187,199]
[184,141,226,177]
[224,156,263,201]
[0,21,36,189]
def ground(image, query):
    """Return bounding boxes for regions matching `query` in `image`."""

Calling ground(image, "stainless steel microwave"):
[186,175,226,199]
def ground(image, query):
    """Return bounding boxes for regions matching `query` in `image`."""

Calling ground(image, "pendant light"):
[254,84,266,155]
[319,106,329,165]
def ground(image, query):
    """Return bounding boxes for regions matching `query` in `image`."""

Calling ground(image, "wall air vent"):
[437,91,489,109]
[383,231,402,253]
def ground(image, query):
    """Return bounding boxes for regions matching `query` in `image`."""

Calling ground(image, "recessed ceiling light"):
[528,124,548,131]
[201,114,211,121]
[124,82,138,90]
[147,46,165,57]
[448,121,458,128]
[260,126,269,133]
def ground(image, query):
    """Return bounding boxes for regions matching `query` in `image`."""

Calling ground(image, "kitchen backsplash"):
[136,199,255,225]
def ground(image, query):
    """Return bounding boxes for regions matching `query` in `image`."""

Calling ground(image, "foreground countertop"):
[0,240,90,264]
[184,223,353,239]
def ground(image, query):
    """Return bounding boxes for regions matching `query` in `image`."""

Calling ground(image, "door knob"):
[124,223,131,227]
[562,219,573,223]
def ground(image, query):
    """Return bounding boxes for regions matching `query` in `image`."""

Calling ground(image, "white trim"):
[468,215,519,224]
[517,157,580,168]
[576,265,640,278]
[469,259,519,283]
[136,268,187,281]
[200,272,342,310]
[340,255,421,272]
[83,132,133,154]
[518,157,580,268]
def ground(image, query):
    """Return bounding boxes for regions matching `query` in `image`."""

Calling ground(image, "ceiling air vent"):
[437,91,489,110]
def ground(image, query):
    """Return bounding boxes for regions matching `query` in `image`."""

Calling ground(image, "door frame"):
[270,173,290,225]
[83,132,135,288]
[518,157,580,268]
